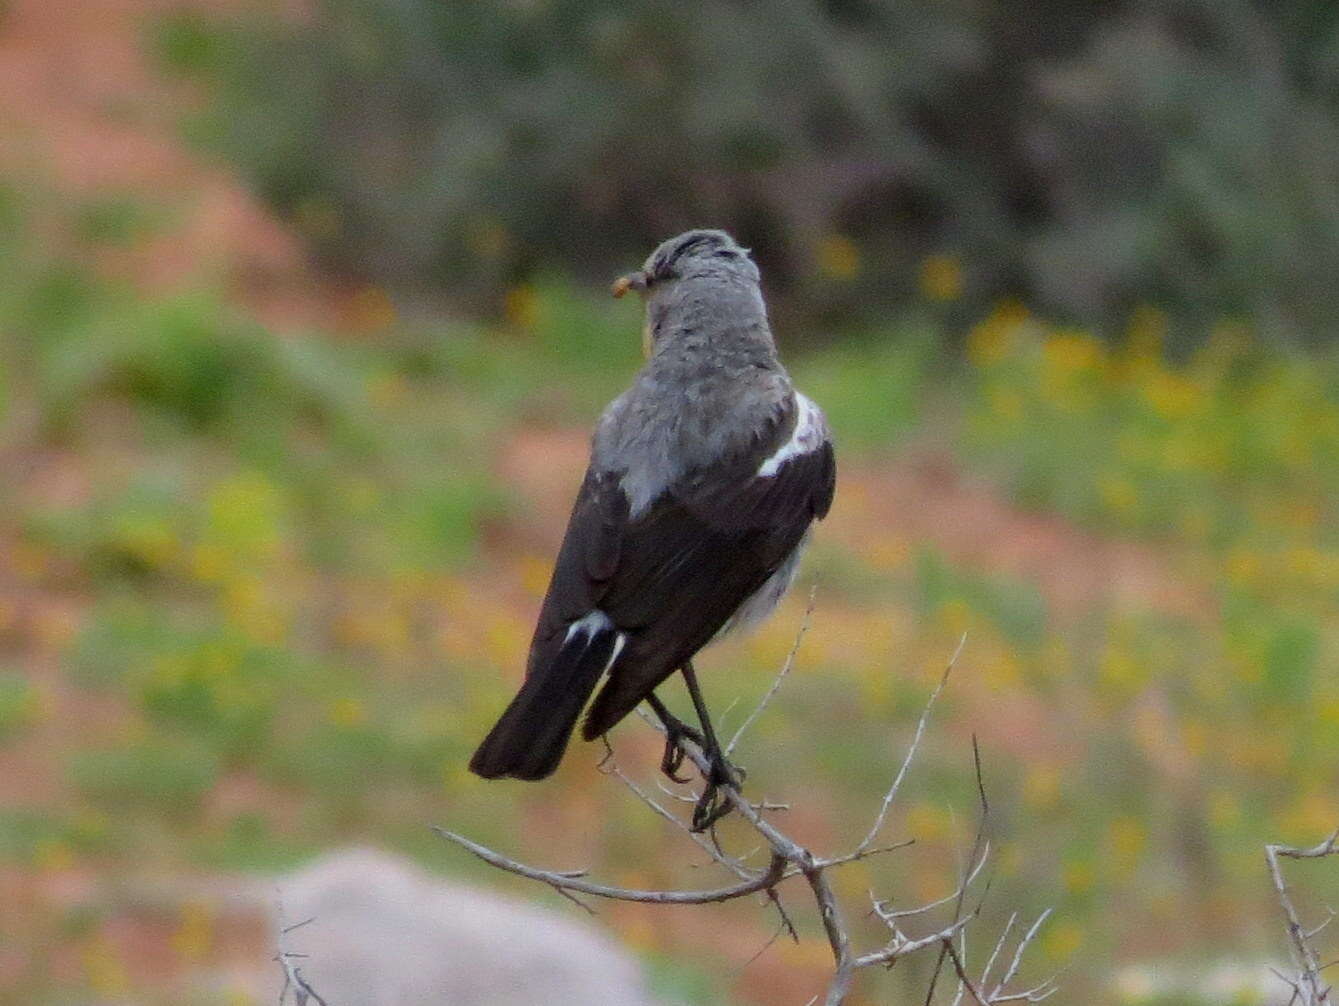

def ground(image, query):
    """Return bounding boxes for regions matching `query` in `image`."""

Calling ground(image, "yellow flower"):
[1099,475,1138,515]
[207,472,284,556]
[1177,505,1211,541]
[988,386,1023,422]
[1109,816,1146,872]
[905,800,951,841]
[11,541,47,579]
[967,300,1030,366]
[1023,764,1062,810]
[779,936,842,970]
[936,598,972,635]
[816,233,860,281]
[1181,718,1207,758]
[1281,792,1339,839]
[119,518,178,569]
[1043,330,1104,374]
[171,901,214,962]
[328,698,367,728]
[615,912,658,953]
[859,664,893,708]
[1099,645,1142,690]
[503,283,540,329]
[1209,790,1240,830]
[367,372,408,408]
[517,554,553,598]
[1141,371,1201,420]
[1224,551,1260,588]
[1319,695,1339,727]
[984,649,1022,690]
[866,537,909,571]
[192,543,228,583]
[1042,921,1083,962]
[1063,859,1095,894]
[484,614,528,669]
[83,933,128,995]
[919,253,963,301]
[341,478,380,514]
[34,837,74,872]
[995,840,1023,878]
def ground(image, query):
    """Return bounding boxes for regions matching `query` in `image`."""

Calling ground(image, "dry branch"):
[441,629,1055,1004]
[1268,829,1339,1005]
[274,903,329,1006]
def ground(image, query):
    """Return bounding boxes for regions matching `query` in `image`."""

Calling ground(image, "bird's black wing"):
[525,468,629,673]
[471,400,835,779]
[582,419,835,738]
[468,468,629,779]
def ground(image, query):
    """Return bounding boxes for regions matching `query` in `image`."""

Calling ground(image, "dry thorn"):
[856,633,966,857]
[726,585,816,757]
[441,633,1055,1005]
[274,900,329,1006]
[1268,828,1339,1004]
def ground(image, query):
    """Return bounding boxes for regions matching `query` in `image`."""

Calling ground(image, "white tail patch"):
[758,392,825,477]
[564,610,613,645]
[602,632,627,675]
[563,610,626,676]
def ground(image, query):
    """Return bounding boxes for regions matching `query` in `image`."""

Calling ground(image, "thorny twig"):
[441,633,1056,1004]
[274,903,329,1006]
[726,585,816,757]
[1268,829,1339,1005]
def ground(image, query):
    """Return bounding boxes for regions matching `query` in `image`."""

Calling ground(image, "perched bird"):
[470,230,835,824]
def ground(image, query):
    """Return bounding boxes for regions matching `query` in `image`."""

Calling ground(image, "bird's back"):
[470,229,834,781]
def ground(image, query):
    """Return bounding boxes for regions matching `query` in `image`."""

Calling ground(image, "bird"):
[469,229,835,828]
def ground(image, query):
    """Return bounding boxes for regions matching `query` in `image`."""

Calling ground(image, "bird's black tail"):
[469,627,619,780]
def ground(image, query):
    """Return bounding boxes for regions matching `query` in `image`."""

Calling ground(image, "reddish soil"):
[0,0,332,329]
[0,2,1207,1000]
[499,428,1207,624]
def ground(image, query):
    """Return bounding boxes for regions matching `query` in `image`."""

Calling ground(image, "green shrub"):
[66,595,176,688]
[0,674,39,743]
[166,1,1339,344]
[68,739,221,817]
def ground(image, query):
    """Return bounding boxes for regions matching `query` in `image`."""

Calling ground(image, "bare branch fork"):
[440,627,1057,1004]
[1268,829,1339,1005]
[274,899,330,1006]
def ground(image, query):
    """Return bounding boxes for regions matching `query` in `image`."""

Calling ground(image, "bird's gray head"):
[611,230,768,359]
[611,230,760,300]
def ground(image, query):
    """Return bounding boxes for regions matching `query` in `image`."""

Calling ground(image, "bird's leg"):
[680,660,744,832]
[646,692,703,784]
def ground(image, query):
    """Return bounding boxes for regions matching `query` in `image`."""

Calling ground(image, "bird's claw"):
[658,715,705,785]
[689,754,744,833]
[660,739,691,784]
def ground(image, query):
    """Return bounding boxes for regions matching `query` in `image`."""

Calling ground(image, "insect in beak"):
[611,271,648,298]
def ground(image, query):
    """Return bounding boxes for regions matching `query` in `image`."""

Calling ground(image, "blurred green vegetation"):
[154,0,1339,345]
[6,160,1339,1003]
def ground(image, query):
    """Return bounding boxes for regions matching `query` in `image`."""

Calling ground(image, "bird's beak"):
[611,271,648,298]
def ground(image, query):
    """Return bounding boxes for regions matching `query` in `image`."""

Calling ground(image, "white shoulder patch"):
[758,393,826,477]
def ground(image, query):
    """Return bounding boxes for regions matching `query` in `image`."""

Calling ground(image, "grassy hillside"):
[5,176,1339,1003]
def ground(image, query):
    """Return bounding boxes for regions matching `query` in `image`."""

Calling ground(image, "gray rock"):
[261,847,657,1006]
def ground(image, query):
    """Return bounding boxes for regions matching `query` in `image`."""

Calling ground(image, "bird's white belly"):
[711,533,808,644]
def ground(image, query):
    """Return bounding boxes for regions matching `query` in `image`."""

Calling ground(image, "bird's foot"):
[658,714,705,785]
[690,751,745,833]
